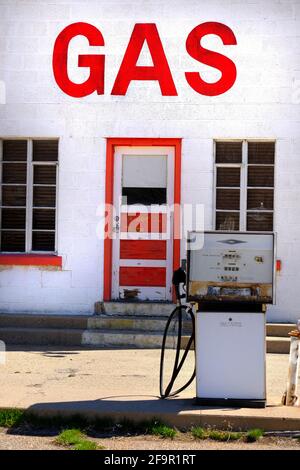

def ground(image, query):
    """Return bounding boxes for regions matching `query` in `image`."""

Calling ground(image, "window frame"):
[0,137,59,254]
[213,139,275,232]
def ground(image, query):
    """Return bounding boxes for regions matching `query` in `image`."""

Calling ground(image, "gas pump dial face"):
[188,231,275,303]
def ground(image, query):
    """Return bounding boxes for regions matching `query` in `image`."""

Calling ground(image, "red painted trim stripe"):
[104,138,182,146]
[120,266,166,287]
[103,141,114,300]
[120,240,166,260]
[0,254,62,267]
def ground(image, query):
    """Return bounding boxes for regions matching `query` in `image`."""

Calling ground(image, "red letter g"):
[52,22,105,98]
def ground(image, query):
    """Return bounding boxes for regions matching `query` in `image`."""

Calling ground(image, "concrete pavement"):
[0,347,300,431]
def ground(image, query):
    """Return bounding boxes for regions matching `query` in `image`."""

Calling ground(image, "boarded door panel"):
[120,267,166,287]
[120,240,166,260]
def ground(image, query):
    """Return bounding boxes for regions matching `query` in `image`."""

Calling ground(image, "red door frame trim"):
[104,138,182,301]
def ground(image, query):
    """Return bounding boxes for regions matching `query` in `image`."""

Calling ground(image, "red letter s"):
[185,22,237,96]
[112,23,177,96]
[53,22,105,98]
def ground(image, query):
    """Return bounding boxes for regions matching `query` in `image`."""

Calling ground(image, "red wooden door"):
[112,146,174,301]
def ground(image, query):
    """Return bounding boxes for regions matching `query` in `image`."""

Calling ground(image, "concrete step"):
[89,314,192,333]
[266,323,296,337]
[82,328,184,349]
[0,327,85,346]
[266,336,291,354]
[98,301,176,317]
[0,313,89,329]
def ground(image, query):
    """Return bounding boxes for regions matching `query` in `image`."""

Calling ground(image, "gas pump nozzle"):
[172,267,186,303]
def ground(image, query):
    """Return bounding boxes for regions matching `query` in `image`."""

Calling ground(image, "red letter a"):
[111,23,177,96]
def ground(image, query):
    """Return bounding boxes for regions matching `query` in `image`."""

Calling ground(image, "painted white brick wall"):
[0,0,299,321]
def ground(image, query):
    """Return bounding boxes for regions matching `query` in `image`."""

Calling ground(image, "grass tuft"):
[55,428,105,451]
[73,440,100,451]
[55,429,85,446]
[209,430,242,442]
[192,426,242,442]
[0,408,25,428]
[191,426,207,439]
[148,421,177,439]
[245,429,264,442]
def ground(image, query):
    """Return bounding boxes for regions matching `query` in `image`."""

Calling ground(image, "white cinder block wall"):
[0,0,300,321]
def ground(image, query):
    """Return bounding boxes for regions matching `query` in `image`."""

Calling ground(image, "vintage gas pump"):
[187,231,276,408]
[160,230,276,409]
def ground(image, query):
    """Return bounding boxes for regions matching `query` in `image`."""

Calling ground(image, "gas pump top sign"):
[187,231,275,304]
[52,22,237,98]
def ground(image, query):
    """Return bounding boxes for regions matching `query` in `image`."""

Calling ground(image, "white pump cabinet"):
[195,309,266,406]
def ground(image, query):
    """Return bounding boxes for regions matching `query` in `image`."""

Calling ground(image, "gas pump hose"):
[159,268,196,398]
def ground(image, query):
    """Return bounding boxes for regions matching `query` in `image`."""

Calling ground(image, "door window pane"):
[122,188,166,205]
[122,155,167,205]
[122,155,167,188]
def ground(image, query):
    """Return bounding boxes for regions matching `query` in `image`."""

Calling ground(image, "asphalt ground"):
[0,347,299,430]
